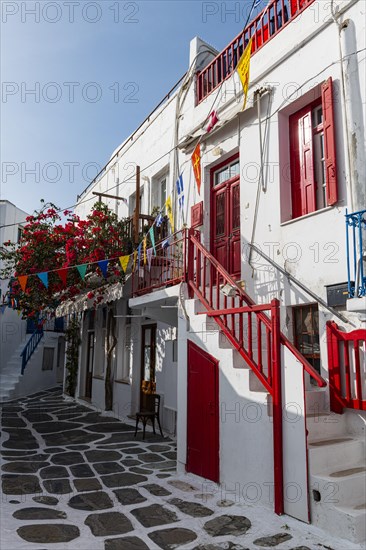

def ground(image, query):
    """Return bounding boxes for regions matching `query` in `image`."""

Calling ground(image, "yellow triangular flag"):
[143,237,147,265]
[119,255,130,273]
[237,37,253,110]
[165,196,174,232]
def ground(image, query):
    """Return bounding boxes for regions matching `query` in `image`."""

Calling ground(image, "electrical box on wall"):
[325,282,350,307]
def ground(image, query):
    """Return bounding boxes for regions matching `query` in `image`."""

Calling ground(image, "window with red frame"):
[293,304,320,378]
[289,77,338,219]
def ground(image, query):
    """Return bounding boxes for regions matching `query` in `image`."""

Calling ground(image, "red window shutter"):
[289,107,316,217]
[321,77,338,206]
[289,113,302,219]
[299,109,316,215]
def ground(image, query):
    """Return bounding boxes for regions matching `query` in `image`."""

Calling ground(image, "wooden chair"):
[134,393,164,440]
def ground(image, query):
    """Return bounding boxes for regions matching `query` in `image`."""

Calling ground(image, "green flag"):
[76,264,88,280]
[149,226,156,255]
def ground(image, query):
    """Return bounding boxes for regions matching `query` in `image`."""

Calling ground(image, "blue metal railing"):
[20,326,44,374]
[346,209,366,298]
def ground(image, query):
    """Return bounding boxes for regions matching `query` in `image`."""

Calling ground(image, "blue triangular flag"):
[137,244,141,266]
[161,237,170,249]
[155,213,163,227]
[98,259,109,279]
[176,174,184,210]
[37,272,48,289]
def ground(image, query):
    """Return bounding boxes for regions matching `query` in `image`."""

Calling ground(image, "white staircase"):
[307,397,366,544]
[184,294,366,545]
[0,336,43,402]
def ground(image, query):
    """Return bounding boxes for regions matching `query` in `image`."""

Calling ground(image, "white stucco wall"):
[0,201,29,370]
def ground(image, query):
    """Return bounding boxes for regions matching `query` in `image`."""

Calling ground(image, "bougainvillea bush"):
[0,202,131,319]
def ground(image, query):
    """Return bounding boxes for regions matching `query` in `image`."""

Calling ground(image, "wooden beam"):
[92,192,126,201]
[134,165,140,245]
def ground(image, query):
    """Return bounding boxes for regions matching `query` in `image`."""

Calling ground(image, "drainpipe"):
[338,18,366,212]
[330,2,363,212]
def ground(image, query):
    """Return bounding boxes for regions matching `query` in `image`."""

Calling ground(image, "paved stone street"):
[0,388,361,550]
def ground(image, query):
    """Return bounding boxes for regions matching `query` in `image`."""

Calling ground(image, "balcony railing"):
[132,230,186,296]
[121,214,168,245]
[346,209,366,298]
[196,0,315,104]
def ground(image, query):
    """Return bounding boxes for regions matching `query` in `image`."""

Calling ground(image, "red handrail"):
[196,0,315,104]
[327,321,366,413]
[188,231,326,387]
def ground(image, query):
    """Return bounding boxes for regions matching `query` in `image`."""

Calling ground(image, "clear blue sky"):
[1,0,260,216]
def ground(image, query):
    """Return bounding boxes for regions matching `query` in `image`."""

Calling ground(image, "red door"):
[211,156,241,277]
[187,340,219,482]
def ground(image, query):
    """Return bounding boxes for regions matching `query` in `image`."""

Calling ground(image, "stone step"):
[308,436,365,474]
[306,411,347,440]
[311,464,366,506]
[305,388,329,414]
[311,494,366,544]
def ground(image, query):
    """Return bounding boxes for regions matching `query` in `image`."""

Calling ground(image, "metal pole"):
[271,298,284,515]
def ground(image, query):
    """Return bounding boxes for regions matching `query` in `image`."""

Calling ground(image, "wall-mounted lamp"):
[212,147,223,157]
[220,283,237,297]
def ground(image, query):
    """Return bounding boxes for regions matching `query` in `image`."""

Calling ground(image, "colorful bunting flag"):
[162,237,170,249]
[149,226,156,254]
[165,196,175,232]
[206,110,219,133]
[147,247,153,271]
[76,264,88,281]
[98,259,109,279]
[237,37,253,110]
[37,272,48,289]
[176,174,184,210]
[18,275,28,292]
[191,143,201,195]
[155,212,164,227]
[56,268,68,286]
[143,237,147,265]
[119,255,130,273]
[133,250,138,271]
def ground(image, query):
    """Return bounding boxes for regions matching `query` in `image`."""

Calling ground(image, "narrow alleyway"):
[0,388,360,550]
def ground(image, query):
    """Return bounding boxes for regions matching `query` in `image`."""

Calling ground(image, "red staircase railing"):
[196,0,315,104]
[326,321,366,413]
[187,229,326,515]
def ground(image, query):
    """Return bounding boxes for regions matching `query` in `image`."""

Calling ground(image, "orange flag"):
[18,275,28,292]
[191,142,201,195]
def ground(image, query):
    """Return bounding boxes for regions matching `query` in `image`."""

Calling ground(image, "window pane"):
[230,161,239,178]
[216,193,225,236]
[293,305,320,363]
[214,166,230,186]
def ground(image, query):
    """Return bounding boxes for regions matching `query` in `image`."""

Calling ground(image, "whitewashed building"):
[0,200,66,400]
[67,0,365,544]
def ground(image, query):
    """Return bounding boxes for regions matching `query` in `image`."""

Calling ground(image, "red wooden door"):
[211,157,241,277]
[187,340,219,482]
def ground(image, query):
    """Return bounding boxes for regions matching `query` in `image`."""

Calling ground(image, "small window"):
[293,304,320,376]
[42,347,54,370]
[160,178,167,208]
[214,160,239,186]
[17,227,23,243]
[88,310,95,331]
